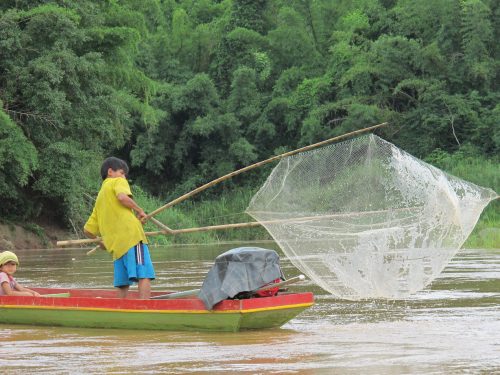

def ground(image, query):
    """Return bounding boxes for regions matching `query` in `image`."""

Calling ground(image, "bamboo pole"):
[56,222,280,246]
[57,237,110,246]
[57,205,418,247]
[149,217,175,234]
[86,245,100,256]
[145,122,388,219]
[56,214,344,246]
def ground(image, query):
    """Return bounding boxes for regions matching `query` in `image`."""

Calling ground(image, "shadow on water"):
[1,245,499,374]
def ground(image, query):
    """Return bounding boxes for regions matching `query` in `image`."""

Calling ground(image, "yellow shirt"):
[84,177,148,260]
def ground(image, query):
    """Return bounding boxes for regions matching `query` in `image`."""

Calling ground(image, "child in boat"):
[84,157,155,299]
[0,251,41,297]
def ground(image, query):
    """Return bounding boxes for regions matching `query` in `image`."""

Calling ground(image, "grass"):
[133,186,270,245]
[426,148,499,249]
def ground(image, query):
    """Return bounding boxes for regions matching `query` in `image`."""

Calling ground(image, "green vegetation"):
[133,185,270,245]
[426,148,499,248]
[0,1,498,247]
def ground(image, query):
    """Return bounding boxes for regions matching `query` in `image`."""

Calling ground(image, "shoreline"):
[1,222,498,251]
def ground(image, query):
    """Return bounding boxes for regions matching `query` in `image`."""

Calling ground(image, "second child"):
[0,251,41,297]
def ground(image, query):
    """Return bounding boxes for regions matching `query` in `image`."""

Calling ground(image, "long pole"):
[58,204,417,247]
[145,122,388,219]
[56,214,337,246]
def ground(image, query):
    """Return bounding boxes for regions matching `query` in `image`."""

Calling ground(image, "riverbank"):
[0,222,68,250]
[0,217,498,251]
[1,178,498,250]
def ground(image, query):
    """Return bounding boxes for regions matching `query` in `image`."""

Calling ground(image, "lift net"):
[246,134,498,300]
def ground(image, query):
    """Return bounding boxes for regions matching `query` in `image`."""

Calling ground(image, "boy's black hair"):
[100,157,129,180]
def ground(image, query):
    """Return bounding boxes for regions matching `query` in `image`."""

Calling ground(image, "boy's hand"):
[136,209,147,223]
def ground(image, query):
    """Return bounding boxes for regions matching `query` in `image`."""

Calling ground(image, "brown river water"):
[1,243,499,374]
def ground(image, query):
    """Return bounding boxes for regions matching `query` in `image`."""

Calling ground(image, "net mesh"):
[246,134,498,300]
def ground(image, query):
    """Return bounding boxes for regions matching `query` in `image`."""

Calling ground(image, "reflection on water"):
[1,244,499,374]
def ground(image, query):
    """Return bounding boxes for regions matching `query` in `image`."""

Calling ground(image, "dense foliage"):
[0,0,498,234]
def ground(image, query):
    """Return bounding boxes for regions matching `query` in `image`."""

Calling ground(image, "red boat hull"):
[0,288,314,332]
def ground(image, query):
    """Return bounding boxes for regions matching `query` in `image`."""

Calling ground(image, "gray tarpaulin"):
[198,247,283,310]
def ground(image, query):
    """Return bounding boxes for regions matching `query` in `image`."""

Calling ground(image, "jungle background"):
[0,0,498,248]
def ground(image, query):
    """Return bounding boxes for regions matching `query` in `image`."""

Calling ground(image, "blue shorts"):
[113,242,155,287]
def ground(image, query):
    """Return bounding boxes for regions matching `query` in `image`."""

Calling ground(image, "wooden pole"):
[56,221,286,246]
[56,213,353,247]
[58,205,418,247]
[149,217,175,234]
[145,122,388,219]
[86,245,100,256]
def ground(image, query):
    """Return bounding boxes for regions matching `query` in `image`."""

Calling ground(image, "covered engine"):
[198,247,283,309]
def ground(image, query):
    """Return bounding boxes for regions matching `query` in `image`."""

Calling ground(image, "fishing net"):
[246,134,498,300]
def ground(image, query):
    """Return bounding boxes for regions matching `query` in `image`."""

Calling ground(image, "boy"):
[84,157,154,299]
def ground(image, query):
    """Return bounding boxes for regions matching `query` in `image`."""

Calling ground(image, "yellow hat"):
[0,251,19,266]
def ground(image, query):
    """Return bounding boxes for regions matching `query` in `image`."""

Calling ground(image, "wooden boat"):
[0,288,314,332]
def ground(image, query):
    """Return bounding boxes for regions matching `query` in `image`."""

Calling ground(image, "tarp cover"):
[198,247,282,309]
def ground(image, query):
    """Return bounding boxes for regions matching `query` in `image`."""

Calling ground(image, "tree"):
[267,7,322,71]
[460,0,495,87]
[0,2,159,226]
[0,107,38,218]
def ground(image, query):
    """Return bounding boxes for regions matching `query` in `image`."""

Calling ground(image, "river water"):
[1,243,499,374]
